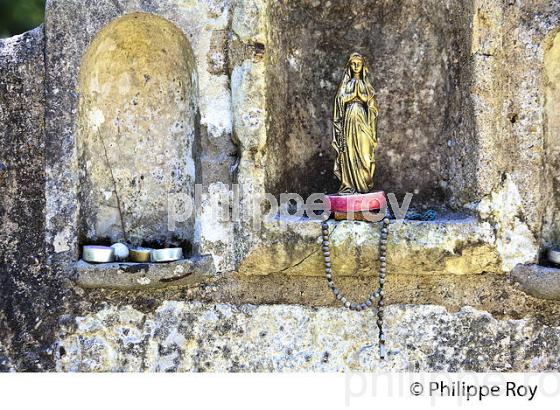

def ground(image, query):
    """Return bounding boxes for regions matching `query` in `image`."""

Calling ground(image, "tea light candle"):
[548,248,560,265]
[83,245,115,263]
[129,248,152,263]
[151,248,183,263]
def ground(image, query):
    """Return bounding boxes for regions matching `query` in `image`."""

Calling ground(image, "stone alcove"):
[76,13,198,250]
[541,30,560,250]
[264,0,475,212]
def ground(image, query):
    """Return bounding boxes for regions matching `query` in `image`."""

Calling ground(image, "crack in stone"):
[159,271,193,283]
[272,224,340,275]
[98,131,128,242]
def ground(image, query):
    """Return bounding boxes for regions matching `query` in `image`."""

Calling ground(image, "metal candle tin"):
[548,248,560,265]
[129,248,152,263]
[150,248,183,263]
[83,245,115,263]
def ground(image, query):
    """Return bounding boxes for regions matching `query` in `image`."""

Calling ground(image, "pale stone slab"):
[240,216,500,276]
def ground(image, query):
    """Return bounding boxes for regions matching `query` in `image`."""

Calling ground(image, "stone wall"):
[55,302,560,372]
[1,0,560,372]
[0,27,70,370]
[541,30,560,250]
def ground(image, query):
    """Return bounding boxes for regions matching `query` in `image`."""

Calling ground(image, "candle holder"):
[83,245,115,263]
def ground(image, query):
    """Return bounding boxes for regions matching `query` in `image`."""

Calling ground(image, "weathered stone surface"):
[541,29,560,249]
[0,340,15,372]
[55,302,560,371]
[229,0,269,268]
[468,174,539,271]
[492,0,560,238]
[0,27,72,371]
[511,264,560,301]
[74,255,216,290]
[466,0,505,206]
[240,216,500,276]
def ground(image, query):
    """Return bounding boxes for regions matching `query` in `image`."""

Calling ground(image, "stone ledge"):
[239,216,501,276]
[73,255,216,290]
[511,264,560,301]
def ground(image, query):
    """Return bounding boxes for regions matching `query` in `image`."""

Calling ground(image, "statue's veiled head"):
[337,52,374,92]
[347,52,366,76]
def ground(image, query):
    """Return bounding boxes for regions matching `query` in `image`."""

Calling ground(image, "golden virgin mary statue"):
[332,53,379,194]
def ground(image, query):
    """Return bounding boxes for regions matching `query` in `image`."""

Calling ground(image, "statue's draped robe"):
[332,76,378,194]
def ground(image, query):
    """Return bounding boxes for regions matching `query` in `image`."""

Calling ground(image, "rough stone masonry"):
[1,0,560,371]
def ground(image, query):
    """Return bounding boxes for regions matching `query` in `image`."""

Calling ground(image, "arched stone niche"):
[77,13,198,248]
[541,30,560,248]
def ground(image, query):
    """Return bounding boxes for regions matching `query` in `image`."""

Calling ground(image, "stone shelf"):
[511,264,560,301]
[73,255,215,290]
[239,215,501,276]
